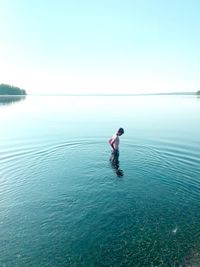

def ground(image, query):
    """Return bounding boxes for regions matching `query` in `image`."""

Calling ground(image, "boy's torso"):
[111,134,119,150]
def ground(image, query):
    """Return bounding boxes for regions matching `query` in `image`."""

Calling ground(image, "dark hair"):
[118,128,124,134]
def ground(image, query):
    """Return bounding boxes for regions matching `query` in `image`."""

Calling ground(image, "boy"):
[109,128,124,176]
[108,128,124,155]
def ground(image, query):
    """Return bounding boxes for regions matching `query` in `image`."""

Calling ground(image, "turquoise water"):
[0,95,200,266]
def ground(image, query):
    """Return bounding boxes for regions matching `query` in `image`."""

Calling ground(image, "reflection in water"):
[110,150,124,177]
[0,95,26,106]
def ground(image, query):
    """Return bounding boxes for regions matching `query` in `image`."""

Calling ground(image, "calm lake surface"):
[0,95,200,266]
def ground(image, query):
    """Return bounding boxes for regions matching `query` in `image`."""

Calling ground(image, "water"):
[0,95,200,266]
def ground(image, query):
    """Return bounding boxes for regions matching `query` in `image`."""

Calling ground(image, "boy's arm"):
[109,137,117,150]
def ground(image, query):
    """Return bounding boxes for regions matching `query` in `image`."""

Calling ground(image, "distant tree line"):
[197,90,200,95]
[0,84,27,95]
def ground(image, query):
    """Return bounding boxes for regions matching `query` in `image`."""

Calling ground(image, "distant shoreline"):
[26,92,196,96]
[0,84,27,95]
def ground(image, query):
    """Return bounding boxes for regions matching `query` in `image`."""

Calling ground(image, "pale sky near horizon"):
[0,0,200,94]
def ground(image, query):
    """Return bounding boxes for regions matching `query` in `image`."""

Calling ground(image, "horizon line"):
[27,91,196,96]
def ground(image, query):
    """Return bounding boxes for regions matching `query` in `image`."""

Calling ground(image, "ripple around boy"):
[108,128,124,176]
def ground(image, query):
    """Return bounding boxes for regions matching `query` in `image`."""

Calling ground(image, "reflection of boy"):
[108,128,124,155]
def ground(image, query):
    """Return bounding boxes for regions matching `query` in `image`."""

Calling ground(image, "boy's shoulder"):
[112,133,118,139]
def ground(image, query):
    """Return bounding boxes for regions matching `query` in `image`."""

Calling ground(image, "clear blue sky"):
[0,0,200,94]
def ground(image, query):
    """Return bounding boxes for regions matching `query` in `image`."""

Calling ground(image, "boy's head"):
[117,128,124,136]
